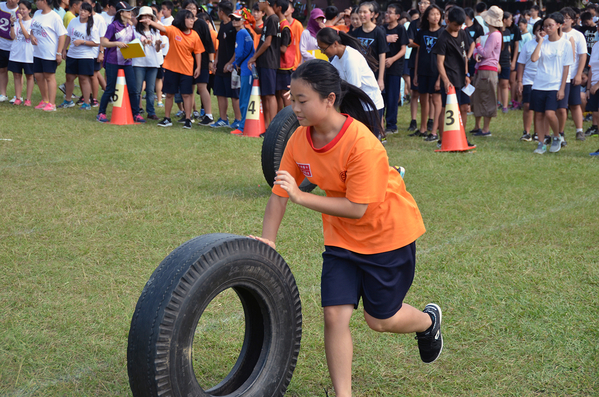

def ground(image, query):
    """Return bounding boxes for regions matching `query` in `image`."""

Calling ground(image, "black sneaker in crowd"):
[407,119,417,131]
[544,135,552,145]
[178,115,188,124]
[469,128,481,135]
[409,130,425,137]
[157,117,172,127]
[560,132,567,147]
[427,118,434,132]
[585,125,598,136]
[199,115,214,125]
[182,119,192,129]
[424,133,439,142]
[532,132,539,141]
[415,303,443,364]
[520,132,532,142]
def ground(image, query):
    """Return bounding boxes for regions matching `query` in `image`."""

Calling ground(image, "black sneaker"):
[533,132,539,141]
[520,132,532,142]
[427,118,434,132]
[409,130,425,137]
[407,119,417,131]
[178,115,187,124]
[585,125,598,136]
[157,117,172,127]
[199,115,214,125]
[182,118,192,129]
[424,133,439,142]
[469,128,482,135]
[415,303,443,364]
[544,135,552,145]
[560,132,567,147]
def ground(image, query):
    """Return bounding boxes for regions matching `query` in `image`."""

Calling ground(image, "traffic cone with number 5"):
[243,75,266,138]
[435,85,476,152]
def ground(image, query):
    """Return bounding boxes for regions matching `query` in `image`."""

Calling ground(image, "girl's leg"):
[182,93,193,120]
[156,74,163,105]
[534,111,546,142]
[123,65,140,116]
[45,72,57,105]
[165,93,174,118]
[35,72,48,103]
[323,305,354,397]
[79,75,92,104]
[483,116,492,133]
[13,72,23,99]
[510,70,518,106]
[65,73,77,100]
[459,103,468,130]
[499,79,509,110]
[197,82,212,117]
[134,66,145,111]
[523,103,533,134]
[25,74,34,101]
[364,303,432,334]
[96,69,106,90]
[419,92,429,133]
[410,89,419,121]
[474,116,481,130]
[545,109,559,137]
[98,63,118,115]
[430,93,442,136]
[0,67,8,97]
[556,107,567,134]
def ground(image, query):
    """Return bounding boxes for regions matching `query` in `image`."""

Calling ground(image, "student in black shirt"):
[383,3,408,134]
[247,0,280,128]
[577,11,597,65]
[464,7,484,76]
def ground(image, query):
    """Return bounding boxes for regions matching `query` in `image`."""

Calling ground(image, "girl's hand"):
[517,82,523,96]
[474,54,481,63]
[248,235,276,250]
[98,52,104,63]
[10,15,15,23]
[30,35,38,45]
[378,78,384,92]
[116,42,128,48]
[73,39,84,46]
[274,170,301,203]
[557,89,565,101]
[386,34,398,43]
[434,79,440,92]
[384,58,393,68]
[413,75,418,86]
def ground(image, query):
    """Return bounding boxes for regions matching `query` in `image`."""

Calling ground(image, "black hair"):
[136,10,157,34]
[445,0,457,10]
[419,5,443,31]
[581,11,593,23]
[80,2,94,35]
[358,1,377,23]
[18,0,32,11]
[275,0,288,14]
[518,17,528,26]
[69,0,82,7]
[291,59,383,138]
[532,19,543,35]
[475,2,486,14]
[447,5,465,25]
[324,5,338,21]
[408,9,419,18]
[531,5,540,13]
[199,11,216,30]
[316,27,378,72]
[182,0,198,12]
[217,0,233,14]
[503,11,512,23]
[172,9,193,31]
[387,3,402,16]
[544,12,564,36]
[161,0,174,11]
[560,7,576,21]
[252,2,260,12]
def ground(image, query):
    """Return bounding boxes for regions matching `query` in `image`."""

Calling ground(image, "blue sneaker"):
[590,148,599,156]
[80,103,91,110]
[199,108,205,117]
[57,100,75,109]
[210,118,230,128]
[230,119,241,129]
[175,110,185,118]
[96,113,109,123]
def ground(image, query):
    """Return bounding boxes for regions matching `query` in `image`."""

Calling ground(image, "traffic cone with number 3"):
[435,85,476,152]
[243,76,266,137]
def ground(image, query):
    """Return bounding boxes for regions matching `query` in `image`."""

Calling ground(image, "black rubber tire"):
[261,105,317,193]
[127,233,302,397]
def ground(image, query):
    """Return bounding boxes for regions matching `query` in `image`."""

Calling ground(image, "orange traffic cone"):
[111,69,136,125]
[243,77,266,137]
[435,86,476,152]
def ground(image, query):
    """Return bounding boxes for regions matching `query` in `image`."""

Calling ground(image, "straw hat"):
[481,5,503,28]
[137,6,156,20]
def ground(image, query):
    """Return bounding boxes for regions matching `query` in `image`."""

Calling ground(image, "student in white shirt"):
[59,1,99,109]
[8,0,34,105]
[133,6,162,119]
[82,0,106,107]
[0,0,19,102]
[516,20,543,142]
[530,12,573,154]
[30,0,67,111]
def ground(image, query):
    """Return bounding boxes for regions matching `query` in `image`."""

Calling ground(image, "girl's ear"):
[326,92,336,107]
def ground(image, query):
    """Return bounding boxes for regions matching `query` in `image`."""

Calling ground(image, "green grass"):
[1,64,598,396]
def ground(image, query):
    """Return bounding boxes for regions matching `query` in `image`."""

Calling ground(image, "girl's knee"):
[363,312,389,333]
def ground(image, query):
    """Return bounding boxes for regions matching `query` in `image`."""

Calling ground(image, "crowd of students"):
[1,0,598,155]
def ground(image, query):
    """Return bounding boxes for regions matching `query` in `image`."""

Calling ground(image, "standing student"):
[284,0,303,70]
[100,0,115,25]
[530,12,573,154]
[63,0,80,27]
[133,6,162,120]
[251,2,263,48]
[8,0,34,106]
[0,0,19,102]
[414,4,443,142]
[470,6,502,137]
[498,12,520,113]
[247,0,280,129]
[60,1,99,109]
[382,3,408,134]
[96,1,145,123]
[251,58,442,397]
[30,0,67,111]
[274,0,292,112]
[516,20,543,142]
[588,40,599,152]
[82,0,106,108]
[299,7,324,62]
[147,9,204,129]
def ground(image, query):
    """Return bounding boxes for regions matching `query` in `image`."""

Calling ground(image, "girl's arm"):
[413,47,420,85]
[9,16,16,39]
[531,32,543,63]
[101,36,128,48]
[557,65,569,101]
[252,193,289,249]
[62,36,70,58]
[377,52,385,91]
[147,19,167,33]
[511,41,519,70]
[516,62,524,95]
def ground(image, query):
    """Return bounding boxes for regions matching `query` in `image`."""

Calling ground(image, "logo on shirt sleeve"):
[297,163,312,177]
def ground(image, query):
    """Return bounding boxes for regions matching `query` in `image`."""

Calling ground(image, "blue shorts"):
[0,49,9,68]
[157,65,164,79]
[568,82,582,106]
[321,242,416,320]
[193,68,209,84]
[557,82,570,109]
[213,74,239,98]
[441,84,470,106]
[417,74,439,95]
[163,69,194,95]
[275,69,291,91]
[403,60,410,76]
[33,57,58,74]
[530,89,558,113]
[65,57,95,76]
[522,84,532,104]
[8,60,34,75]
[258,67,277,96]
[587,92,599,112]
[498,64,510,80]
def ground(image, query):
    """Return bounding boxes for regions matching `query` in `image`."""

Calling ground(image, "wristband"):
[57,53,62,56]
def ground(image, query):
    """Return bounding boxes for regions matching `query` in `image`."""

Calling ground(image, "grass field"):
[1,66,599,396]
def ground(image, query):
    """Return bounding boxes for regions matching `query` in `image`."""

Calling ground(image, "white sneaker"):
[9,96,17,104]
[0,94,8,102]
[549,136,562,153]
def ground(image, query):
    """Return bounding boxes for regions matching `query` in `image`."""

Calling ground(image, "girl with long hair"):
[8,0,34,106]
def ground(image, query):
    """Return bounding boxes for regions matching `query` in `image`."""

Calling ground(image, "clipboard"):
[308,49,329,61]
[120,39,146,59]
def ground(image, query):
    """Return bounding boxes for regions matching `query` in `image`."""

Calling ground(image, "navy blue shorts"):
[33,57,58,74]
[275,69,291,91]
[498,63,510,80]
[8,60,34,75]
[530,89,558,112]
[258,67,277,96]
[557,82,570,109]
[213,74,240,98]
[522,84,532,104]
[163,69,194,95]
[417,74,440,95]
[321,242,416,320]
[94,57,102,72]
[157,65,164,79]
[193,68,209,84]
[0,49,9,68]
[440,85,470,106]
[587,91,599,112]
[568,82,582,106]
[65,57,95,76]
[403,60,410,76]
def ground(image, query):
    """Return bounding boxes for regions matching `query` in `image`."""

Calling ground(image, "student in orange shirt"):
[284,0,303,70]
[148,9,204,129]
[251,59,443,397]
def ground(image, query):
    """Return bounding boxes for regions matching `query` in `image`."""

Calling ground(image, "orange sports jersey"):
[253,21,263,50]
[161,25,205,76]
[331,24,350,33]
[272,116,426,254]
[287,18,303,70]
[280,20,295,70]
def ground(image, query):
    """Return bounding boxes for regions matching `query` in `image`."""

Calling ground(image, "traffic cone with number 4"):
[435,85,475,152]
[243,75,266,138]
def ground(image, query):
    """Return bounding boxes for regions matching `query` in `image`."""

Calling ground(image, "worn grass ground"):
[1,66,598,396]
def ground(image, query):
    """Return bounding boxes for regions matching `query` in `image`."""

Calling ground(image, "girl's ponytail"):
[338,80,382,137]
[316,27,379,72]
[80,2,94,37]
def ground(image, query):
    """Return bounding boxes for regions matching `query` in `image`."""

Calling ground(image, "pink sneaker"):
[43,103,56,112]
[23,100,32,107]
[230,129,243,135]
[35,101,48,109]
[13,98,23,105]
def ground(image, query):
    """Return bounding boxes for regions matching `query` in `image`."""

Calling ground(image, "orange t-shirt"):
[161,25,205,76]
[331,24,350,33]
[253,21,263,50]
[280,20,295,70]
[288,18,303,70]
[272,116,426,254]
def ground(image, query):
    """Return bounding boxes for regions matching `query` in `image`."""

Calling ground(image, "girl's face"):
[289,78,334,127]
[185,4,197,17]
[543,18,560,37]
[358,5,373,24]
[504,15,513,27]
[79,8,90,19]
[36,0,49,11]
[232,18,243,29]
[427,8,440,26]
[185,16,194,29]
[120,10,131,20]
[18,3,30,18]
[350,13,361,28]
[139,14,151,25]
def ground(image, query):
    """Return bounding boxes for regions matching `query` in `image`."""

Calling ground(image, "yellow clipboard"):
[308,49,329,61]
[120,39,146,59]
